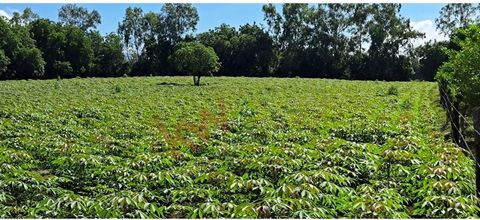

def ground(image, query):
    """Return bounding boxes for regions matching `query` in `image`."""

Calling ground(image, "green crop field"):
[0,76,477,218]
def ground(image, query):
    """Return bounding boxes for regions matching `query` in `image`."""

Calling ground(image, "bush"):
[387,86,399,96]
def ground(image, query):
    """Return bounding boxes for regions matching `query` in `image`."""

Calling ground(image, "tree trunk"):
[193,76,198,86]
[358,29,363,54]
[472,107,480,197]
[193,75,200,86]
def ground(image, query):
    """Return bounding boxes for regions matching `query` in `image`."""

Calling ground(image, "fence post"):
[452,101,461,147]
[440,84,461,147]
[472,107,480,197]
[459,103,467,149]
[440,85,451,135]
[439,85,447,112]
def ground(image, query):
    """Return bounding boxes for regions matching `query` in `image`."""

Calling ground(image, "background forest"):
[0,3,477,81]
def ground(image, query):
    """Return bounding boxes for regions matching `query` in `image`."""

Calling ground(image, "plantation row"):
[0,77,477,218]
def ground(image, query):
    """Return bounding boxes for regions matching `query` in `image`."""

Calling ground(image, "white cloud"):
[0,8,22,21]
[410,19,448,47]
[0,9,12,19]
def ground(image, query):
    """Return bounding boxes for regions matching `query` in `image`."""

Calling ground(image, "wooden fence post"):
[459,103,467,149]
[439,85,447,112]
[440,85,451,136]
[452,101,461,147]
[472,107,480,197]
[440,84,461,147]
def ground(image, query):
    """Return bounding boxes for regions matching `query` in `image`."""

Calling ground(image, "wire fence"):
[439,86,480,169]
[440,86,480,138]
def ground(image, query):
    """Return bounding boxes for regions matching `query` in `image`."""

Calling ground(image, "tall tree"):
[129,4,199,76]
[158,3,199,44]
[345,4,371,79]
[435,3,479,37]
[118,7,144,61]
[348,4,371,54]
[309,4,353,78]
[58,4,101,31]
[11,7,39,26]
[142,11,160,42]
[262,3,311,76]
[263,3,368,78]
[365,3,422,81]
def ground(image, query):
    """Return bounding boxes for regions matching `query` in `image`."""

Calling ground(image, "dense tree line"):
[0,6,128,80]
[0,3,478,81]
[261,3,424,80]
[197,23,275,77]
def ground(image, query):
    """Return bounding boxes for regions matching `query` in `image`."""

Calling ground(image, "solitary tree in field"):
[169,42,220,86]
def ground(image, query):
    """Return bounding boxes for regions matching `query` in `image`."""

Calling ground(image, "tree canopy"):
[435,4,480,37]
[0,3,476,81]
[437,25,480,106]
[0,17,45,80]
[58,4,101,31]
[198,23,276,77]
[169,42,220,86]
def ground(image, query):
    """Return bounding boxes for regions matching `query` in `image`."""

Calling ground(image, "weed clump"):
[113,84,122,93]
[387,86,399,96]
